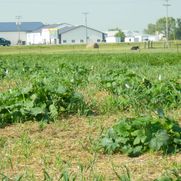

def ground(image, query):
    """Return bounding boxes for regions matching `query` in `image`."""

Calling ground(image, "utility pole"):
[15,16,22,45]
[82,12,89,44]
[163,0,171,48]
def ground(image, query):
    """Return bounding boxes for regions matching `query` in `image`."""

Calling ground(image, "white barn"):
[0,22,44,45]
[125,36,139,43]
[105,31,122,43]
[124,30,160,43]
[26,30,42,45]
[125,35,160,43]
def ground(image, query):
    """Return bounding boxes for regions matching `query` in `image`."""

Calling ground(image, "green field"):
[0,45,181,180]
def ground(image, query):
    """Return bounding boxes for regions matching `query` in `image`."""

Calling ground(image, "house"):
[105,31,122,43]
[27,24,106,45]
[0,22,44,45]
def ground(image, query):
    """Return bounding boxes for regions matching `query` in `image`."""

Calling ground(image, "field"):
[0,44,181,181]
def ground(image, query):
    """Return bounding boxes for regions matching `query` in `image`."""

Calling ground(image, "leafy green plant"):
[101,116,181,156]
[0,75,90,127]
[100,69,181,111]
[56,63,90,88]
[38,121,47,131]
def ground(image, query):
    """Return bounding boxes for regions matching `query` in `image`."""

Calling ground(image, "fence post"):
[144,42,147,49]
[177,44,179,53]
[151,41,153,48]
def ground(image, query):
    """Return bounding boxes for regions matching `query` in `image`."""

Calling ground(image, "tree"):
[115,30,125,41]
[155,17,176,40]
[144,23,156,34]
[175,18,181,40]
[144,17,176,40]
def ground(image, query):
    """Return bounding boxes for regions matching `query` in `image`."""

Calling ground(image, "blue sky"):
[1,0,180,31]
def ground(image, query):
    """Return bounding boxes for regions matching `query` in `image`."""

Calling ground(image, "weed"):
[0,137,7,148]
[154,166,181,181]
[112,164,131,181]
[38,121,47,132]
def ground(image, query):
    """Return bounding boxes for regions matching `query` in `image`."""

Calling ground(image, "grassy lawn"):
[0,47,180,180]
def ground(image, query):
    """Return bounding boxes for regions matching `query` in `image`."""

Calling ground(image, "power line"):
[82,12,89,44]
[15,15,22,45]
[163,0,171,47]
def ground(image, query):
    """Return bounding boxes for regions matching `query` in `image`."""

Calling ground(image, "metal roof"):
[42,23,74,29]
[42,24,61,29]
[59,25,105,34]
[58,26,76,34]
[0,22,44,32]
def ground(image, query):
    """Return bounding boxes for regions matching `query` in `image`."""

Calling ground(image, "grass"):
[0,115,180,180]
[0,40,181,55]
[0,46,181,180]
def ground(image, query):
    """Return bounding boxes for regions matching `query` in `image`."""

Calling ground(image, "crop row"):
[0,54,180,157]
[100,69,181,111]
[0,60,181,125]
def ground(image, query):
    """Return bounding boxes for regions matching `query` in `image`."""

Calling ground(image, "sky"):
[0,0,181,32]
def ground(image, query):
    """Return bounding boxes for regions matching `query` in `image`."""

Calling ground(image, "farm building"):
[27,24,106,45]
[27,23,72,45]
[124,30,160,42]
[0,21,106,45]
[0,22,44,45]
[125,34,160,42]
[125,36,139,42]
[105,31,122,43]
[59,25,106,44]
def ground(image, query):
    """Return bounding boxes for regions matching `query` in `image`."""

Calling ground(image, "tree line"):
[144,17,181,40]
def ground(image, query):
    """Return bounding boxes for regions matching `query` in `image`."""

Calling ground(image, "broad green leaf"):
[30,107,45,116]
[49,104,58,119]
[150,130,169,151]
[56,86,67,95]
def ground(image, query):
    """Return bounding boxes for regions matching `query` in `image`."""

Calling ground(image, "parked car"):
[0,38,11,46]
